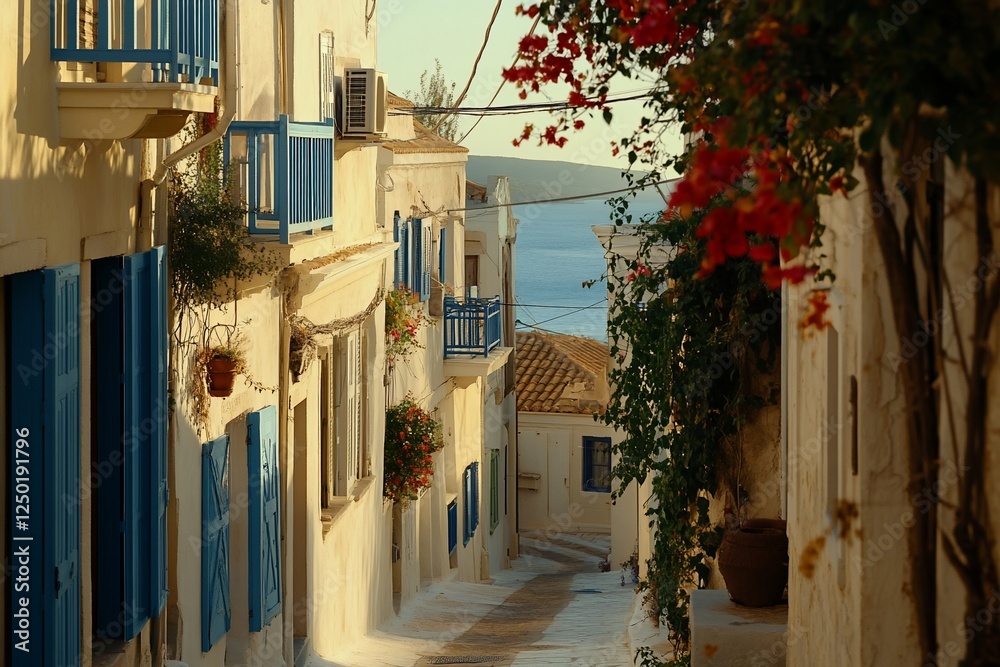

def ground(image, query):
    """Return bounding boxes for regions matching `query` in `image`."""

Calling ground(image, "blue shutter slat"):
[202,435,232,652]
[123,251,153,638]
[10,265,82,667]
[248,405,282,632]
[149,246,169,616]
[439,227,447,285]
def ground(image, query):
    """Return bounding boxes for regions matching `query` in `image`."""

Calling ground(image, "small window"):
[320,350,334,509]
[489,449,500,533]
[465,255,479,292]
[334,329,364,495]
[320,32,335,122]
[582,437,612,493]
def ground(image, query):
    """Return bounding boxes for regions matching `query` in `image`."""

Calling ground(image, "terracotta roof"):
[515,332,610,414]
[383,119,469,155]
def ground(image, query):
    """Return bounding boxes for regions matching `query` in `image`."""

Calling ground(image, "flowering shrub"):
[384,289,426,366]
[383,396,444,504]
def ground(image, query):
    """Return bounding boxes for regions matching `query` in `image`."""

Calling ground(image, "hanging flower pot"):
[717,518,788,607]
[206,356,239,397]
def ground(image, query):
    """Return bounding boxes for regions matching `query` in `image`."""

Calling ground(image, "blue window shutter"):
[420,221,432,302]
[439,227,447,285]
[202,435,232,652]
[248,406,282,632]
[447,501,457,554]
[472,462,480,532]
[393,213,404,289]
[462,466,472,545]
[10,265,82,667]
[414,218,424,298]
[148,247,169,616]
[123,250,153,638]
[401,219,411,291]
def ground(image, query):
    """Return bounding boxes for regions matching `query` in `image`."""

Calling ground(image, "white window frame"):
[335,329,364,496]
[320,31,336,123]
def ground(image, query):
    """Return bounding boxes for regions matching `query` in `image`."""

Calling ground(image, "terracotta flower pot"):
[206,357,238,397]
[717,519,788,607]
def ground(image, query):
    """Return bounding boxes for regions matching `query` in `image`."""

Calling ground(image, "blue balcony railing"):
[50,0,220,85]
[224,116,335,244]
[444,296,502,358]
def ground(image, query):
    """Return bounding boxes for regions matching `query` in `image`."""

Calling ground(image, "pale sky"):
[376,1,680,169]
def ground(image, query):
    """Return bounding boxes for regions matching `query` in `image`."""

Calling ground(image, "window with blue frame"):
[393,213,432,301]
[582,437,612,493]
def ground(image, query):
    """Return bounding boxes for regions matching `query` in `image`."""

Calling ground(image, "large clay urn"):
[717,518,788,607]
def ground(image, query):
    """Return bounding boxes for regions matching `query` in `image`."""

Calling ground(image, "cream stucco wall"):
[784,155,1000,666]
[517,413,618,537]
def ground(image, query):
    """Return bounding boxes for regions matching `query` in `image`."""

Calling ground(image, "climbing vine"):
[601,201,779,661]
[506,2,1000,664]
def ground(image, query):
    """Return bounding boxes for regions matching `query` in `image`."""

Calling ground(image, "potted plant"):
[717,517,788,607]
[621,549,640,587]
[205,343,246,397]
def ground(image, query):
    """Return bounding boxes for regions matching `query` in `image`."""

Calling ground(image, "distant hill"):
[466,155,665,207]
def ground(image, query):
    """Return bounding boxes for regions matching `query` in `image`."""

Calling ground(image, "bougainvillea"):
[384,289,427,367]
[383,396,444,505]
[504,2,1000,665]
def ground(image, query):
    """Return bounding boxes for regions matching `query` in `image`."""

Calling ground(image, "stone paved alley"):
[311,532,636,666]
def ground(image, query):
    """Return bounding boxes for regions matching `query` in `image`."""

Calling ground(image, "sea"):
[513,198,662,342]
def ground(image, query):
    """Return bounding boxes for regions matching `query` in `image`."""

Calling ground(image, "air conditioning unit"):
[341,68,387,139]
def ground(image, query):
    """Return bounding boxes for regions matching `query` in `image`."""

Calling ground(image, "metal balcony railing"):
[224,116,335,244]
[50,0,220,85]
[443,296,502,358]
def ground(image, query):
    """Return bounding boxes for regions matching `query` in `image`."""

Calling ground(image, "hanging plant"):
[385,288,428,367]
[383,395,444,505]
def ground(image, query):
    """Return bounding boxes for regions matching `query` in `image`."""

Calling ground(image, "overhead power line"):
[430,0,503,134]
[393,91,657,118]
[447,179,678,213]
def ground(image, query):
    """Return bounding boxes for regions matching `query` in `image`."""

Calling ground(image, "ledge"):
[443,346,512,380]
[690,589,788,666]
[57,82,217,139]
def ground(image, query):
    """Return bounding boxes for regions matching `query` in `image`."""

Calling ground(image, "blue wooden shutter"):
[123,250,153,637]
[400,218,411,291]
[415,219,431,301]
[414,218,424,298]
[472,462,480,532]
[202,435,231,652]
[248,406,282,631]
[148,247,169,616]
[393,213,404,289]
[10,265,82,667]
[447,501,457,554]
[439,227,447,284]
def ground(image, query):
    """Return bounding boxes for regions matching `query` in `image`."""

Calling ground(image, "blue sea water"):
[513,198,662,342]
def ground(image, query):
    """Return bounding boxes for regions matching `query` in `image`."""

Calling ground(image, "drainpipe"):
[138,0,241,249]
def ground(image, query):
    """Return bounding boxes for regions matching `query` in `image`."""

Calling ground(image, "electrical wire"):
[456,13,542,145]
[449,178,677,213]
[430,0,504,134]
[501,301,606,309]
[514,297,608,328]
[392,90,657,117]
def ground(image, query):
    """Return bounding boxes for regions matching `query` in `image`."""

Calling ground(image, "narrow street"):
[314,532,636,666]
